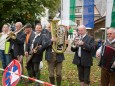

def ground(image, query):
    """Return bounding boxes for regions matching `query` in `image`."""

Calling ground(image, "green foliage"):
[0,0,60,27]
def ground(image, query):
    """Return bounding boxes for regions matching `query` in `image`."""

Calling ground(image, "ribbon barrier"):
[0,60,55,86]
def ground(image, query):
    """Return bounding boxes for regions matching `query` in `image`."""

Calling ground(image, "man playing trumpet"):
[27,23,49,86]
[10,22,26,62]
[8,22,27,83]
[71,25,95,86]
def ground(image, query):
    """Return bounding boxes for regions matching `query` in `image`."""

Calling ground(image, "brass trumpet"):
[71,35,80,48]
[26,44,41,65]
[7,31,16,40]
[6,25,26,40]
[50,20,68,54]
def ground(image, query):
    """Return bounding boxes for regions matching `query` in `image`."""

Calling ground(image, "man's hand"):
[51,37,57,42]
[33,49,37,53]
[111,61,115,68]
[78,40,84,46]
[65,40,69,44]
[96,51,101,60]
[32,45,42,53]
[74,39,79,46]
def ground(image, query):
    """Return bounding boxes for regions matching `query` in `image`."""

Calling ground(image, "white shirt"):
[0,33,8,50]
[78,34,86,57]
[31,32,41,50]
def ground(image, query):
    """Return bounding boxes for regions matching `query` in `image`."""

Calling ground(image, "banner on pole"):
[83,0,94,29]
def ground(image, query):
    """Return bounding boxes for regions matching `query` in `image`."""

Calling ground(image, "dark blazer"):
[25,31,35,53]
[11,31,26,57]
[71,35,95,66]
[32,33,49,62]
[44,31,65,62]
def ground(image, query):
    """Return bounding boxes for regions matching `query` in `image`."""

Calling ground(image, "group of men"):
[0,22,66,86]
[24,23,66,86]
[0,21,115,86]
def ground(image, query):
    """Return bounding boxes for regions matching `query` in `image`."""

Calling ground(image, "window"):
[76,20,80,26]
[75,7,82,13]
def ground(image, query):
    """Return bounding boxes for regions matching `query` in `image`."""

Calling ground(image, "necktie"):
[26,33,31,44]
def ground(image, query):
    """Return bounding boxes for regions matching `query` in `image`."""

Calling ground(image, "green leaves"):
[0,0,60,27]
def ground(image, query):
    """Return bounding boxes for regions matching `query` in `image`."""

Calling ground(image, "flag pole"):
[82,0,84,25]
[105,0,109,41]
[61,0,63,25]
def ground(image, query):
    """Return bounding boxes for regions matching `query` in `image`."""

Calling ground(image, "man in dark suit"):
[71,25,95,86]
[30,23,49,86]
[44,24,68,86]
[24,23,35,83]
[10,22,26,62]
[9,22,27,84]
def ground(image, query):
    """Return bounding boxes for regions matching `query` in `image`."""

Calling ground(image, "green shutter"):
[70,0,76,22]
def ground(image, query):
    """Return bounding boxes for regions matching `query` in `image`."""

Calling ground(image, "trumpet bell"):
[7,32,16,40]
[6,25,26,40]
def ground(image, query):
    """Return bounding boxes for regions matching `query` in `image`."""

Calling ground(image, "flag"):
[83,0,94,29]
[106,0,115,28]
[61,0,76,26]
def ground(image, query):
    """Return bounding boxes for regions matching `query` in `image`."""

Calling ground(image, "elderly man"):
[96,28,115,86]
[10,22,26,61]
[9,22,26,83]
[71,25,95,86]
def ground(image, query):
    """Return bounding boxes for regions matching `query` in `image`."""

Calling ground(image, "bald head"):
[78,25,87,36]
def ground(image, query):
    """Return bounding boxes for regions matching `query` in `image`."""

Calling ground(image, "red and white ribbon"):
[0,68,55,86]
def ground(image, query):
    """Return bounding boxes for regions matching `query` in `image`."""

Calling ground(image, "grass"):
[0,53,101,86]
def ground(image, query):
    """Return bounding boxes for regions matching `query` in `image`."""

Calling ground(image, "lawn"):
[0,53,101,86]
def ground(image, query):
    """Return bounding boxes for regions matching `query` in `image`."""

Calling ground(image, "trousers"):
[101,68,115,86]
[47,52,62,77]
[77,65,91,85]
[0,50,11,69]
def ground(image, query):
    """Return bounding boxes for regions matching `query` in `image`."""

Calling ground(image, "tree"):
[0,0,60,28]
